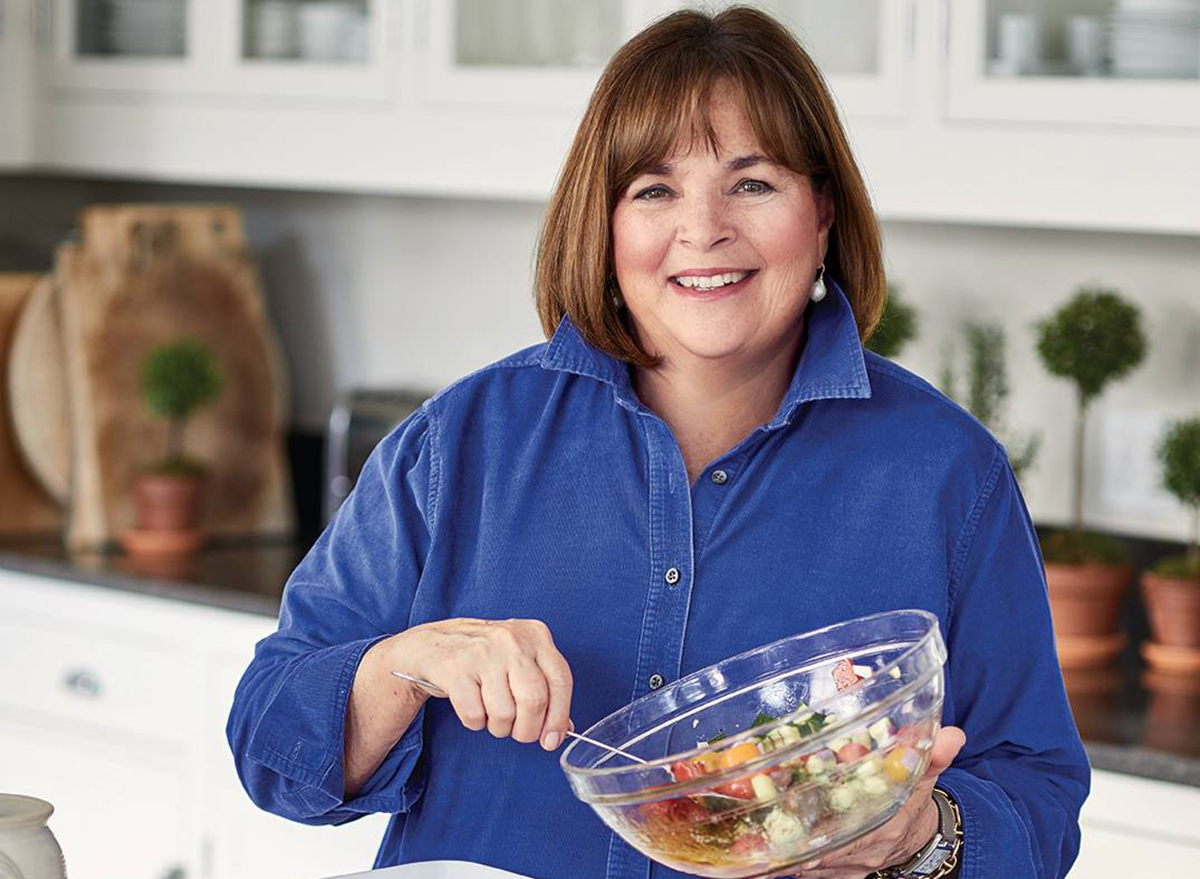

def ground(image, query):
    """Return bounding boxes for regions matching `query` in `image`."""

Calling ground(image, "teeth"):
[673,271,750,289]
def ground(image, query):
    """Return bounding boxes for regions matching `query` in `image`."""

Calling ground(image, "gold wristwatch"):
[871,788,963,879]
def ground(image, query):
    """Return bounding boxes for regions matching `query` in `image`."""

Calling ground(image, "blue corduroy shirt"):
[228,278,1090,879]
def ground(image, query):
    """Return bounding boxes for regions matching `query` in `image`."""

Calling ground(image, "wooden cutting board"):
[54,204,295,550]
[0,273,65,535]
[7,274,71,505]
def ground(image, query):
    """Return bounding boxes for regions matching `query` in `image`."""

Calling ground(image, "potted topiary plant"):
[864,283,917,358]
[120,339,223,556]
[1035,285,1146,667]
[1140,417,1200,674]
[940,319,1041,482]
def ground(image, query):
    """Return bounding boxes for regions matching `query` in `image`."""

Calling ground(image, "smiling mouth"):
[669,269,758,296]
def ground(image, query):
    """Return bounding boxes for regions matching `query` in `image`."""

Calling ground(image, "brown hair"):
[534,5,887,367]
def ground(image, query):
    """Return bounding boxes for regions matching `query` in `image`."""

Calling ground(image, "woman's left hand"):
[771,725,966,879]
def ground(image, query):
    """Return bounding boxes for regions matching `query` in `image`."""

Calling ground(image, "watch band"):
[871,787,963,879]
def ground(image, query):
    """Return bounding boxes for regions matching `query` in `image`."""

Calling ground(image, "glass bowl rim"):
[560,608,943,786]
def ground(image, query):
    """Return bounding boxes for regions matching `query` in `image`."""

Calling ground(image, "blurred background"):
[0,2,1198,879]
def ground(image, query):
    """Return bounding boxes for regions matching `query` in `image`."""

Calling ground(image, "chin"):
[671,330,756,362]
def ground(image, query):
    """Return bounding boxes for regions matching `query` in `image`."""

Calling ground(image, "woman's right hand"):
[388,618,575,751]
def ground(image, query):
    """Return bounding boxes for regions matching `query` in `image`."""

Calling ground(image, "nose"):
[676,190,736,250]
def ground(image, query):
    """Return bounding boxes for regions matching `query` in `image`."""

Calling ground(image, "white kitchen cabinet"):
[946,0,1200,129]
[0,0,34,167]
[654,0,917,120]
[418,0,653,108]
[38,0,396,100]
[1068,769,1200,877]
[0,718,194,879]
[0,568,394,879]
[11,0,1200,233]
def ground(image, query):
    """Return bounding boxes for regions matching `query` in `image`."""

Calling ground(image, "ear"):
[816,178,835,240]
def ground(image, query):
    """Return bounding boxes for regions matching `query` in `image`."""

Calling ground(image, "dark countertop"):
[1,539,1198,788]
[0,538,305,617]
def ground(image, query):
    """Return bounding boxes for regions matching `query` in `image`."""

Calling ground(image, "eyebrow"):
[645,154,770,176]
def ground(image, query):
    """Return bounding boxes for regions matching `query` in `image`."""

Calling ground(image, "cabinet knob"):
[62,669,102,698]
[159,866,186,879]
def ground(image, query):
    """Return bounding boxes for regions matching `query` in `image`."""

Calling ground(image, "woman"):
[228,7,1089,879]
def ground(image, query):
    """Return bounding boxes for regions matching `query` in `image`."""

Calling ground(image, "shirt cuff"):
[246,635,427,820]
[936,767,1037,879]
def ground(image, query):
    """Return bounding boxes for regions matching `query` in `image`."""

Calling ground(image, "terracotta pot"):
[134,473,205,531]
[1045,562,1132,637]
[1142,571,1200,648]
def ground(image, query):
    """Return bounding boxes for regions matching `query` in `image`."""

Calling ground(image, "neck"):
[633,323,806,483]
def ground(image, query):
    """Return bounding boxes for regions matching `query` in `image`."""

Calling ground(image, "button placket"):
[628,417,696,706]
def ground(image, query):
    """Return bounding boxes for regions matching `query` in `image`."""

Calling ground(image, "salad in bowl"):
[560,610,946,878]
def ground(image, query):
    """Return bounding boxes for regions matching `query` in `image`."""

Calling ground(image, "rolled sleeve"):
[227,407,439,825]
[942,446,1091,879]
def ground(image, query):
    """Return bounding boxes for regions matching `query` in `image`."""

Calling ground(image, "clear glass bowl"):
[560,609,946,878]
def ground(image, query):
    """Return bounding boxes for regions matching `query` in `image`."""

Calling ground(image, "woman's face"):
[611,83,834,368]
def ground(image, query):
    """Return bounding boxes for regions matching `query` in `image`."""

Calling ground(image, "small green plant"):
[940,320,1040,482]
[865,284,917,359]
[139,339,224,476]
[1035,285,1146,563]
[1154,417,1200,580]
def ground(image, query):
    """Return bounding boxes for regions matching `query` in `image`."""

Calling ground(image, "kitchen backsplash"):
[0,172,1197,544]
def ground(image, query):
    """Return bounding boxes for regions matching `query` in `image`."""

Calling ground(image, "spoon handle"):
[390,670,655,767]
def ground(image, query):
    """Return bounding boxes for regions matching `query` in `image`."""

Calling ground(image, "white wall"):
[1,173,1197,544]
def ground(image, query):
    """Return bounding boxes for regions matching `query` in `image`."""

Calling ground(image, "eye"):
[633,184,672,201]
[736,178,775,195]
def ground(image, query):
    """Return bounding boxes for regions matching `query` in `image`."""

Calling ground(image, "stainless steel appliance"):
[323,388,430,525]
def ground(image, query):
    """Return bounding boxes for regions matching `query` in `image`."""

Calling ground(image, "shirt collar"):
[540,274,871,424]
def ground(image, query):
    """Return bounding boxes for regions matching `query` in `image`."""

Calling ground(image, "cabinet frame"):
[944,0,1200,130]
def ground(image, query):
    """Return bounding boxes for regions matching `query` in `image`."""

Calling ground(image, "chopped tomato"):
[713,775,757,799]
[670,759,707,782]
[639,795,708,824]
[730,832,768,857]
[836,742,870,764]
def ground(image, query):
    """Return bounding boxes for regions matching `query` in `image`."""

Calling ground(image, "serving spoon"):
[390,670,656,768]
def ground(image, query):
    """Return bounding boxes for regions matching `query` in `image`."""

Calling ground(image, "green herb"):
[750,712,777,729]
[791,712,828,738]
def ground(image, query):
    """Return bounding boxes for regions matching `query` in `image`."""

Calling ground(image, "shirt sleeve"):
[937,445,1091,879]
[226,406,439,826]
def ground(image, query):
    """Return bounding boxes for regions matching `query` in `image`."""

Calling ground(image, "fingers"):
[535,632,574,750]
[508,657,550,744]
[415,617,574,750]
[923,725,967,779]
[480,665,518,738]
[446,673,487,732]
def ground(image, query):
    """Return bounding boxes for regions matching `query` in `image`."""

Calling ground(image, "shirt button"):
[648,674,665,690]
[664,567,681,585]
[711,469,729,485]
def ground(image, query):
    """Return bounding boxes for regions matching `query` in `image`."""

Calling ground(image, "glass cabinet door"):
[229,0,395,100]
[42,0,213,92]
[641,0,914,121]
[39,0,394,101]
[946,0,1200,127]
[735,0,914,119]
[74,0,188,58]
[242,0,369,64]
[421,0,661,107]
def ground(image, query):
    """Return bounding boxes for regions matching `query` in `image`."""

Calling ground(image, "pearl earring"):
[810,264,827,303]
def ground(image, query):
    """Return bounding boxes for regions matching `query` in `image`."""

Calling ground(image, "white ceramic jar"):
[0,795,65,879]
